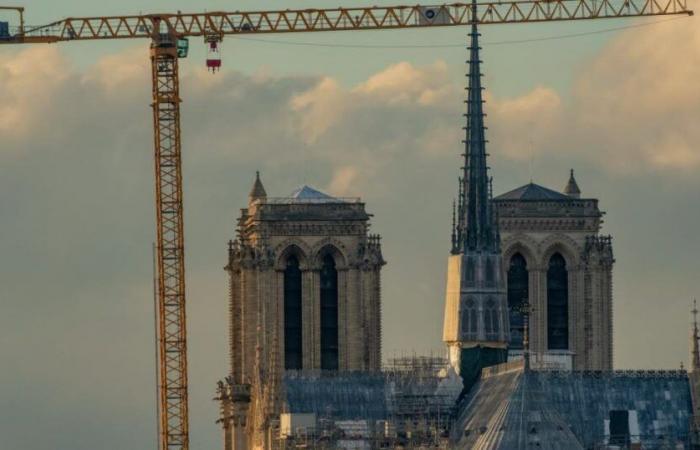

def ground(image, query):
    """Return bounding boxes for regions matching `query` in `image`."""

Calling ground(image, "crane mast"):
[150,33,189,449]
[0,2,692,450]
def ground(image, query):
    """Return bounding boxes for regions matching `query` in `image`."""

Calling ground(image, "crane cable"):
[230,15,689,48]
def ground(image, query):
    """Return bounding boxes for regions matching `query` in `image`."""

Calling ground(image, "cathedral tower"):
[442,11,509,391]
[493,171,614,370]
[217,174,384,450]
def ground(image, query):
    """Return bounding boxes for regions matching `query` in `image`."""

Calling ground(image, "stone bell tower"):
[442,15,509,392]
[216,173,384,450]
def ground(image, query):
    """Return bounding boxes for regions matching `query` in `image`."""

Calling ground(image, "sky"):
[0,1,698,449]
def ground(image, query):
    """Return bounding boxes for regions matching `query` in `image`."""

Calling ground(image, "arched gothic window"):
[484,298,500,340]
[284,255,303,370]
[462,298,478,340]
[547,252,569,350]
[507,253,528,350]
[465,256,476,286]
[320,254,339,370]
[485,258,495,287]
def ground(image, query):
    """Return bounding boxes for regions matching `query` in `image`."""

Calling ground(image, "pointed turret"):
[564,168,581,199]
[248,171,267,203]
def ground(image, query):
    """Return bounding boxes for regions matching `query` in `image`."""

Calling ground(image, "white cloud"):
[537,19,699,172]
[289,76,346,143]
[486,86,562,160]
[326,165,361,196]
[0,47,70,140]
[353,60,454,106]
[82,46,149,93]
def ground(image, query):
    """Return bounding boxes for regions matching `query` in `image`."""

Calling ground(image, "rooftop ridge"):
[495,182,573,201]
[261,196,361,204]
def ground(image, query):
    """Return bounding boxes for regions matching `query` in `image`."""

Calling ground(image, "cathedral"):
[215,9,695,450]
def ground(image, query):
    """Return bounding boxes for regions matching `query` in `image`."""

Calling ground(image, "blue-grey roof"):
[288,185,337,202]
[282,369,462,421]
[455,366,693,450]
[495,183,572,201]
[283,372,389,420]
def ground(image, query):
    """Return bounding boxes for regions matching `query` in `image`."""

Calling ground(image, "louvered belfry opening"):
[547,253,569,350]
[320,254,339,370]
[507,253,528,349]
[284,255,303,370]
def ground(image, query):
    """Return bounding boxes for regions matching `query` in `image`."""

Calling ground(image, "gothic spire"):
[454,3,498,254]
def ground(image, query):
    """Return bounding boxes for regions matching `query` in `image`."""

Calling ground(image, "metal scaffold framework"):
[0,1,692,449]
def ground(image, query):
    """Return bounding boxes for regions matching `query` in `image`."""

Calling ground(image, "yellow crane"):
[0,1,692,449]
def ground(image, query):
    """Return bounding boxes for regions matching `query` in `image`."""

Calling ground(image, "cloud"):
[4,22,697,177]
[82,46,150,93]
[484,19,700,173]
[283,18,700,179]
[289,60,457,145]
[289,76,346,143]
[0,47,70,141]
[353,60,453,106]
[486,86,562,160]
[569,19,700,172]
[326,165,361,196]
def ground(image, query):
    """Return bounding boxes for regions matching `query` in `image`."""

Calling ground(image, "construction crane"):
[0,0,692,449]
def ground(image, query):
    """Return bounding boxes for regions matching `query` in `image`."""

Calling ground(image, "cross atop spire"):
[452,2,499,255]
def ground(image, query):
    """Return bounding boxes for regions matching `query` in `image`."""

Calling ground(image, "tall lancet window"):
[547,253,569,350]
[462,298,478,340]
[507,253,528,349]
[484,298,500,340]
[320,254,339,370]
[284,255,303,370]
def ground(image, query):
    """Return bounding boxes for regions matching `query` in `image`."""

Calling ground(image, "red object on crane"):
[206,40,221,72]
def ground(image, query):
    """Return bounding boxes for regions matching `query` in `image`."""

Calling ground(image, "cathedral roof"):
[288,185,338,203]
[495,182,572,201]
[454,364,692,450]
[283,372,389,420]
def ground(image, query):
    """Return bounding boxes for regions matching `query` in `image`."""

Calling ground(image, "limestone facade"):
[493,172,614,370]
[217,176,384,450]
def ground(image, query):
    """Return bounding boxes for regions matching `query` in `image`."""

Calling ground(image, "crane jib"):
[0,0,692,45]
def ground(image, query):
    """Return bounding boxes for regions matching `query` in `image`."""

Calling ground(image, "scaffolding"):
[272,354,459,449]
[383,355,457,449]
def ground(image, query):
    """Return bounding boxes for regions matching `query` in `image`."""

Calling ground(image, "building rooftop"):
[454,363,693,450]
[261,185,360,205]
[495,182,573,201]
[288,185,336,202]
